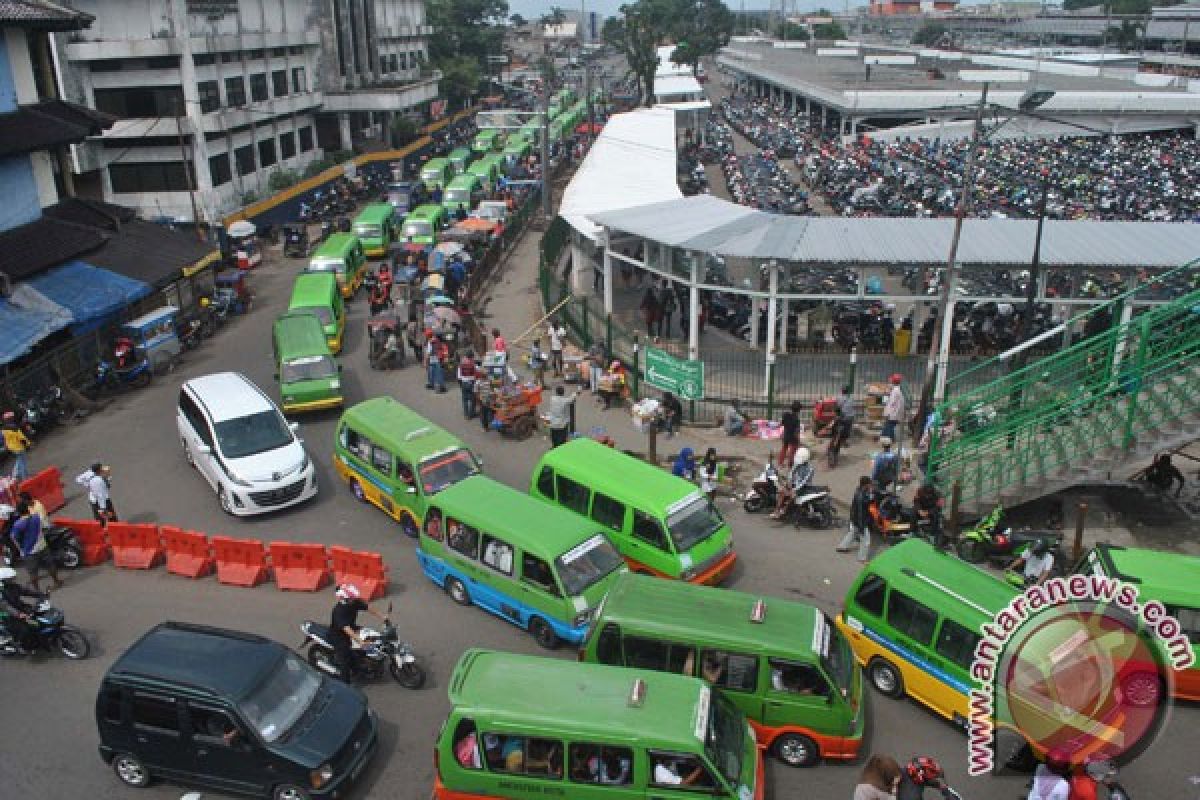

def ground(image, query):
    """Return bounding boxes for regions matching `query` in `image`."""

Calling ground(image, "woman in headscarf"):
[671,447,696,481]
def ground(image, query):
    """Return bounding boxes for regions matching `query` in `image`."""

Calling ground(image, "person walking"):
[424,331,447,393]
[586,341,607,393]
[404,311,423,365]
[547,318,567,377]
[837,476,876,563]
[2,412,32,482]
[10,501,60,592]
[871,438,900,492]
[779,401,801,467]
[853,754,902,800]
[658,280,677,338]
[76,463,117,527]
[544,386,576,448]
[699,449,720,503]
[882,374,906,443]
[476,378,496,432]
[639,289,660,337]
[529,338,548,388]
[457,351,478,419]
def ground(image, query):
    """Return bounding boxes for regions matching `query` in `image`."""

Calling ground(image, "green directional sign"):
[645,347,705,401]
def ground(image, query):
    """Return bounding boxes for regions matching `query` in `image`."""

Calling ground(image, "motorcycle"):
[786,483,835,529]
[955,504,1061,565]
[3,524,82,570]
[742,461,783,513]
[0,596,90,659]
[88,358,152,396]
[299,605,425,689]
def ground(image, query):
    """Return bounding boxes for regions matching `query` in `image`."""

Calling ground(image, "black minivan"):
[97,622,377,799]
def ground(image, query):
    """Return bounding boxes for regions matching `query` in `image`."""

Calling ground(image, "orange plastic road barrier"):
[329,546,389,600]
[268,542,330,591]
[106,522,163,569]
[211,536,269,587]
[19,466,66,513]
[161,526,214,579]
[52,517,110,565]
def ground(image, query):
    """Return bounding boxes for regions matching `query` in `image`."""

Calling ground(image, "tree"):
[669,0,735,75]
[775,21,810,41]
[541,6,567,26]
[509,12,526,27]
[1107,19,1145,52]
[390,116,421,147]
[427,0,508,103]
[811,20,846,40]
[911,21,948,46]
[604,0,675,106]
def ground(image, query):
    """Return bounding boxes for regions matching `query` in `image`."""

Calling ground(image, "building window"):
[247,49,264,60]
[249,73,268,103]
[145,56,181,69]
[221,51,238,63]
[89,59,126,72]
[258,138,277,168]
[291,67,307,93]
[225,76,246,107]
[235,144,255,176]
[193,53,216,67]
[289,46,304,55]
[298,126,314,152]
[272,69,288,97]
[93,87,185,118]
[109,162,191,193]
[280,131,296,160]
[209,153,231,186]
[272,46,287,57]
[197,80,219,113]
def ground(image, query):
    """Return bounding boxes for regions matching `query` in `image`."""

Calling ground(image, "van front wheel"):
[446,577,471,606]
[273,784,312,800]
[869,658,905,698]
[113,753,150,788]
[774,733,820,768]
[530,617,559,650]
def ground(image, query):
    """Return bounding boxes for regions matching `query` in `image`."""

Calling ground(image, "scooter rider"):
[0,566,44,653]
[329,583,388,681]
[770,447,814,520]
[1010,539,1056,587]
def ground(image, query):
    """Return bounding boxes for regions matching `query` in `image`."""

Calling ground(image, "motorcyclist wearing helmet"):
[328,583,387,681]
[1010,538,1057,587]
[0,566,45,653]
[770,447,814,519]
[898,756,954,800]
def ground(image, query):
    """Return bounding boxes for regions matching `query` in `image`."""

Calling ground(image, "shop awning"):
[24,260,151,335]
[0,296,70,365]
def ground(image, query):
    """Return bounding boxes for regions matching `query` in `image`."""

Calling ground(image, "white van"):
[176,372,317,516]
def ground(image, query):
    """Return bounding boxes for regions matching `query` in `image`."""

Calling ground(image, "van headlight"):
[573,610,590,628]
[310,763,334,789]
[330,379,340,389]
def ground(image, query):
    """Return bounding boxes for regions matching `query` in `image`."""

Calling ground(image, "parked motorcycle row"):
[702,111,811,215]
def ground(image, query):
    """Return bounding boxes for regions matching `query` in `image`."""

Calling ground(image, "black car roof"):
[108,622,282,699]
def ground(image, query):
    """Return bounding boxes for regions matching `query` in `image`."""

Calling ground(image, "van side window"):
[179,391,213,448]
[100,688,123,723]
[591,493,626,531]
[343,428,373,462]
[854,573,886,616]
[453,718,482,770]
[886,590,938,645]
[700,649,758,692]
[536,466,555,498]
[596,623,622,665]
[481,535,514,575]
[189,705,241,746]
[934,619,981,670]
[649,751,715,789]
[1169,606,1200,645]
[769,658,830,697]
[521,553,559,595]
[556,475,591,515]
[624,636,692,674]
[371,445,393,476]
[131,693,180,734]
[632,510,668,550]
[569,743,633,785]
[485,735,562,779]
[447,518,479,557]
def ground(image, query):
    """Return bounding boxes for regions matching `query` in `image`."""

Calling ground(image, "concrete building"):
[52,0,438,223]
[868,0,958,16]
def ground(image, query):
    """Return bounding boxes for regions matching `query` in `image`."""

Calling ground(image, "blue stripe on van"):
[860,624,971,696]
[416,551,587,645]
[341,457,394,497]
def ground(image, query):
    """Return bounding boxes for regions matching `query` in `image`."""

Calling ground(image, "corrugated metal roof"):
[588,195,1200,268]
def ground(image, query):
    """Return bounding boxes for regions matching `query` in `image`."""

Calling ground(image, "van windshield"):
[404,220,432,237]
[444,188,470,204]
[666,496,724,553]
[822,615,855,695]
[296,306,333,327]
[354,223,381,238]
[705,692,744,786]
[307,259,345,275]
[282,355,337,383]
[418,448,479,495]
[554,534,624,596]
[240,652,321,743]
[215,410,293,459]
[421,169,441,183]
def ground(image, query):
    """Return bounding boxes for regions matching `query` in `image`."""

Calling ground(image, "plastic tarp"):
[559,108,682,241]
[25,260,151,335]
[0,295,71,365]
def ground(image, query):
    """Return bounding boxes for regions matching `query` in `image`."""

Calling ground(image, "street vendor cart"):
[490,383,543,440]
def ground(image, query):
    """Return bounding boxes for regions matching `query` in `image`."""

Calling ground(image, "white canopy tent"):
[558,108,681,241]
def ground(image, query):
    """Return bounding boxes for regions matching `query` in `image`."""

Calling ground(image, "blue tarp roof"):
[0,297,71,365]
[25,260,151,335]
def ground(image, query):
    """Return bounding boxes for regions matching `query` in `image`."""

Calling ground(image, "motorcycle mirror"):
[406,486,417,494]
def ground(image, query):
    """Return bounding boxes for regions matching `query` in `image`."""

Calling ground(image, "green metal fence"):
[929,285,1200,509]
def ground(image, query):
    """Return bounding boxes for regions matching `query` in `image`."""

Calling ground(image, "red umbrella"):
[575,122,604,135]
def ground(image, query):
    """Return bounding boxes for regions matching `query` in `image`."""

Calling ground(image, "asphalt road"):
[4,250,1198,798]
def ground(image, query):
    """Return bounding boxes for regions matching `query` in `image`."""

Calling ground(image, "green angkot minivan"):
[418,475,628,649]
[272,311,343,413]
[529,438,737,585]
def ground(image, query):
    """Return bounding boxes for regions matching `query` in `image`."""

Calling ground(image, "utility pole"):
[583,0,595,144]
[540,72,552,219]
[174,102,203,240]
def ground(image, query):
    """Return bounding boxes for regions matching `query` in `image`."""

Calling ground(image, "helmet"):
[1031,539,1050,557]
[335,584,361,602]
[793,447,811,467]
[2,410,14,424]
[890,373,903,384]
[906,756,943,786]
[0,566,17,582]
[199,296,211,307]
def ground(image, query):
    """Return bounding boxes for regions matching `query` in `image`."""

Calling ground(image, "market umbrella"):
[455,217,497,233]
[434,241,466,257]
[227,220,256,238]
